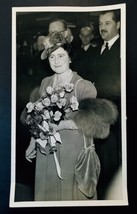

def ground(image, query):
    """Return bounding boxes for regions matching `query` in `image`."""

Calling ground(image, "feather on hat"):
[41,32,66,60]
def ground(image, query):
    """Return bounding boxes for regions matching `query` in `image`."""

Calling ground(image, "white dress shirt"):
[82,43,91,51]
[100,34,120,54]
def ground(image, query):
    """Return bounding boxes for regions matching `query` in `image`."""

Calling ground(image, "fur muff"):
[73,98,118,139]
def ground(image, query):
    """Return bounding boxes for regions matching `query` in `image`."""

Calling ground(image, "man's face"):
[79,30,92,46]
[37,36,46,51]
[48,21,67,38]
[99,12,120,41]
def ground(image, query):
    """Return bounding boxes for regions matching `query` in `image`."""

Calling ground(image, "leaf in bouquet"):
[38,146,47,156]
[50,135,56,147]
[49,135,58,154]
[36,138,48,149]
[33,114,43,124]
[50,110,53,117]
[30,123,40,137]
[42,121,50,131]
[39,132,48,140]
[25,114,34,125]
[26,102,35,113]
[64,107,71,114]
[54,132,62,144]
[37,123,48,132]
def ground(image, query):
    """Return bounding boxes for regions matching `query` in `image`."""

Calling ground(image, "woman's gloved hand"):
[49,120,78,132]
[25,137,36,162]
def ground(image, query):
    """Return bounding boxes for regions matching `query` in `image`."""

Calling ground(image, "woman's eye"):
[59,54,64,58]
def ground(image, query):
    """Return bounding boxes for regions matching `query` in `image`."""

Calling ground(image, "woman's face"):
[48,47,70,74]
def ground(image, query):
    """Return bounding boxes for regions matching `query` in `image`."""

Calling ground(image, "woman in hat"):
[21,32,118,201]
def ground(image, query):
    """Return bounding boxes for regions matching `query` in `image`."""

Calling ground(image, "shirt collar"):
[82,43,91,51]
[104,34,119,49]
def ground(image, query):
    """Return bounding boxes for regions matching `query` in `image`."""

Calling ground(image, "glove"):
[49,120,78,132]
[25,137,36,162]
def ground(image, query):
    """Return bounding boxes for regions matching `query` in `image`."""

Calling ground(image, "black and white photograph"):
[8,3,128,207]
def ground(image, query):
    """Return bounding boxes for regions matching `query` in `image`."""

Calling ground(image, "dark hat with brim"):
[41,43,63,60]
[41,32,66,60]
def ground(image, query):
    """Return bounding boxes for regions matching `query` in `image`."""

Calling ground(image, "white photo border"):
[10,3,128,207]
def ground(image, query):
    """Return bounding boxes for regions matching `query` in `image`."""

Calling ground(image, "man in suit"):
[71,26,96,81]
[93,9,120,102]
[93,10,122,199]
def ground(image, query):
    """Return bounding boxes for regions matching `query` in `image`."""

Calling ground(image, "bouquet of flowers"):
[25,83,79,156]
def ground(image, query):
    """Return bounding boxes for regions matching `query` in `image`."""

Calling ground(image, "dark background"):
[0,0,136,213]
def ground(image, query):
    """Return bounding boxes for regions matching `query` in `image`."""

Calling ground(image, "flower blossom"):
[35,102,44,111]
[42,97,51,107]
[64,83,74,92]
[59,90,65,98]
[57,98,66,109]
[70,96,79,111]
[54,111,62,121]
[51,94,58,103]
[43,110,50,120]
[54,86,62,92]
[46,86,54,95]
[25,84,79,160]
[26,102,35,113]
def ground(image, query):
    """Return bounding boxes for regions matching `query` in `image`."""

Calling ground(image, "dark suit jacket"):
[71,44,96,82]
[93,38,121,199]
[93,38,120,104]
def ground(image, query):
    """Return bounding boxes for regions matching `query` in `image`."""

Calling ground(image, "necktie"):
[102,42,109,55]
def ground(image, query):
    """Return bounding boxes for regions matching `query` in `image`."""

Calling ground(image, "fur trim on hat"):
[73,98,118,139]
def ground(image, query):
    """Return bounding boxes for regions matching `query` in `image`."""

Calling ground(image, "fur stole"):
[73,98,118,139]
